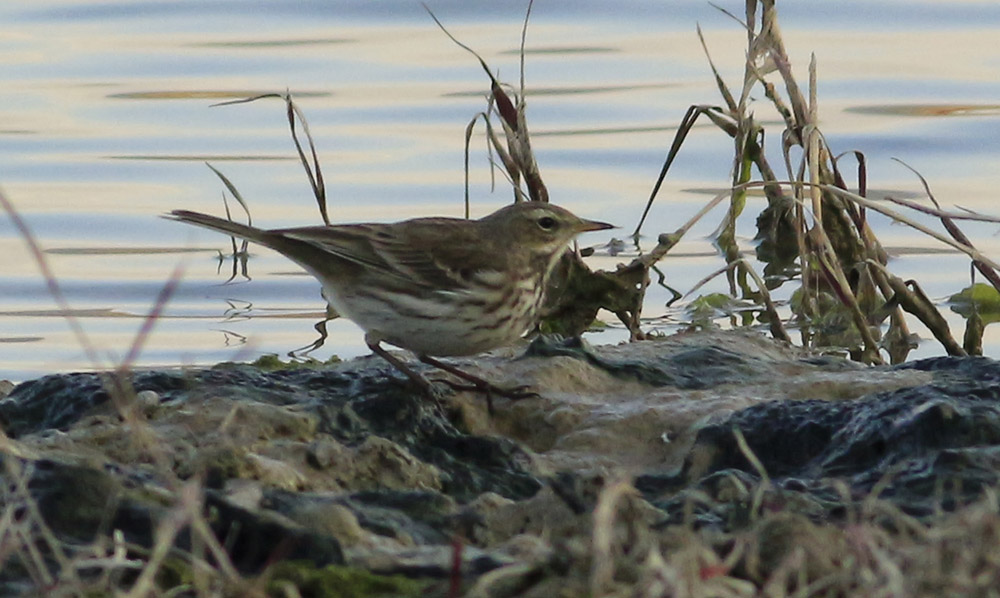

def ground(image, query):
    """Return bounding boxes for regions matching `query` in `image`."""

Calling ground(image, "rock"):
[3,457,343,574]
[4,330,1000,594]
[648,354,1000,519]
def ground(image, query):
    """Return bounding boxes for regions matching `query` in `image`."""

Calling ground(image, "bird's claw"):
[439,380,536,398]
[498,385,540,401]
[414,354,539,415]
[435,379,538,415]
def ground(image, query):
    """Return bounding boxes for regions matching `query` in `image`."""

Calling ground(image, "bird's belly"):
[324,284,539,357]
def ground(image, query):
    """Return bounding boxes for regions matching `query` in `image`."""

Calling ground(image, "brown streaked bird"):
[167,202,613,409]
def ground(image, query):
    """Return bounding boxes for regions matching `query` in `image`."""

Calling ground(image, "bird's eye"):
[538,216,557,230]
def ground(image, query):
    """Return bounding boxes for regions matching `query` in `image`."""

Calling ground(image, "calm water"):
[3,1,1000,381]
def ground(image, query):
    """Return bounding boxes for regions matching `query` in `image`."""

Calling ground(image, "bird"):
[167,201,614,410]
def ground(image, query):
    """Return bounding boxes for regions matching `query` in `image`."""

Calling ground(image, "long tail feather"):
[165,210,268,244]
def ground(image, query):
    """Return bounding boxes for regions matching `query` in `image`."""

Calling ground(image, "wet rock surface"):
[645,355,1000,522]
[2,330,1000,594]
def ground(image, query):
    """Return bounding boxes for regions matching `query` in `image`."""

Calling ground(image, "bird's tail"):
[166,210,270,245]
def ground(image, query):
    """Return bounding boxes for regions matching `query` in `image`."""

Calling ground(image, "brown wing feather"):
[169,210,504,292]
[281,220,475,291]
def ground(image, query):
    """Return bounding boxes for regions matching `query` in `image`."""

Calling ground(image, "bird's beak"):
[577,218,616,233]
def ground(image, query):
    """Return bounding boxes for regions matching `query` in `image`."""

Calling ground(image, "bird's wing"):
[280,222,473,292]
[370,220,484,291]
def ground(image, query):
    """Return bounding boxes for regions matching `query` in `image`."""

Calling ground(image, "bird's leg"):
[417,355,538,415]
[367,341,445,408]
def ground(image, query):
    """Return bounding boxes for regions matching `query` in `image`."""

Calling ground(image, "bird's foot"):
[437,380,537,400]
[367,341,538,415]
[418,355,539,415]
[368,342,452,411]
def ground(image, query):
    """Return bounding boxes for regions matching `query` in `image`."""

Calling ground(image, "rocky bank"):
[2,329,1000,596]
